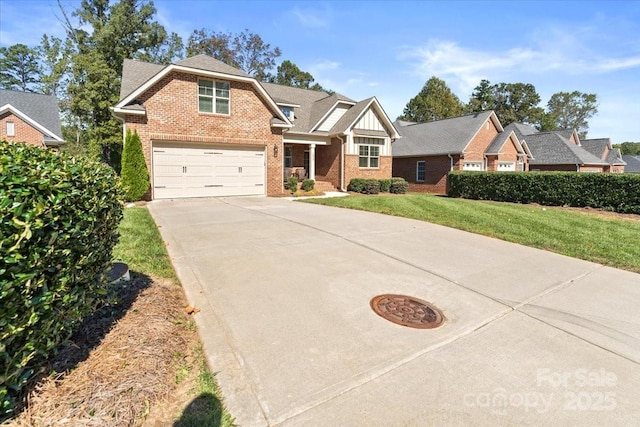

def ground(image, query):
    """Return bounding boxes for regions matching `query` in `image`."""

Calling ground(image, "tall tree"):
[187,29,281,80]
[398,76,464,122]
[613,142,640,155]
[39,35,73,98]
[267,59,328,91]
[543,91,598,138]
[468,80,544,126]
[57,0,178,166]
[0,44,41,92]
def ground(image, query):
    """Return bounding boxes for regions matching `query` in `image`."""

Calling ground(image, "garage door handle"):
[183,166,187,173]
[238,167,242,173]
[155,186,166,188]
[154,150,165,153]
[205,185,223,187]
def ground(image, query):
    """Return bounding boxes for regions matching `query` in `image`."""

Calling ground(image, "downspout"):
[448,154,454,171]
[110,108,126,146]
[338,134,346,191]
[483,154,488,171]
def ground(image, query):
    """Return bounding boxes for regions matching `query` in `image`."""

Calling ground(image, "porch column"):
[309,143,316,180]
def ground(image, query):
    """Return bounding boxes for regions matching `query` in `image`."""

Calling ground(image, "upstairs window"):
[6,121,15,136]
[198,79,230,115]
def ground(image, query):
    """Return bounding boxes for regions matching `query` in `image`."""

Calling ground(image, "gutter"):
[448,154,454,171]
[338,134,346,191]
[110,107,126,146]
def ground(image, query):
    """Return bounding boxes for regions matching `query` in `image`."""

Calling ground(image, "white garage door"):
[497,162,516,171]
[152,144,265,199]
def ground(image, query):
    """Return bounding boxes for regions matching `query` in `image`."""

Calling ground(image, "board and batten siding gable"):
[317,105,350,131]
[354,108,386,132]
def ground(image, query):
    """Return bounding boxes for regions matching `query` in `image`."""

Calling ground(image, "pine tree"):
[120,130,149,201]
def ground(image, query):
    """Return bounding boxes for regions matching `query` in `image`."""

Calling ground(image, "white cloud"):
[290,6,330,28]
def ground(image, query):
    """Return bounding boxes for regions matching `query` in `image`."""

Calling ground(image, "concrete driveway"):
[148,197,640,426]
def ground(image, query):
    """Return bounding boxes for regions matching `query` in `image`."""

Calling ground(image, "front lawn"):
[302,194,640,273]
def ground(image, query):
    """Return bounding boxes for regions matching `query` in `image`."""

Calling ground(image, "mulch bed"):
[6,274,199,427]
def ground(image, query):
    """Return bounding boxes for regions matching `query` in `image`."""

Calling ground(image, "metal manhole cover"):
[370,294,444,329]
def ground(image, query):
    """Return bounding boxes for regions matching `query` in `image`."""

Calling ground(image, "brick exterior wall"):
[314,137,341,188]
[0,112,45,147]
[122,71,284,196]
[461,118,499,163]
[393,155,459,194]
[344,154,392,185]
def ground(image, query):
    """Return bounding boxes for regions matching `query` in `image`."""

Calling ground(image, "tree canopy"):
[613,142,640,155]
[467,80,543,126]
[187,28,281,80]
[266,59,328,92]
[0,44,41,92]
[398,76,464,122]
[542,91,598,138]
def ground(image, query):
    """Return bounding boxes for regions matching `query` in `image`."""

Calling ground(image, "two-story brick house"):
[113,55,399,199]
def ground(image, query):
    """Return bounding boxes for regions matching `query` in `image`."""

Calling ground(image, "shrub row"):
[348,177,408,195]
[0,142,123,417]
[447,171,640,214]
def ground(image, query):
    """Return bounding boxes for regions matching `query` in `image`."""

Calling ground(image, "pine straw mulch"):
[6,273,201,427]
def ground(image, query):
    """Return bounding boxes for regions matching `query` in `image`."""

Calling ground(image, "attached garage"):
[497,162,516,171]
[152,143,265,199]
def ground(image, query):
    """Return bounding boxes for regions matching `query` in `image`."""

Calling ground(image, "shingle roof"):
[622,155,640,173]
[174,55,251,78]
[0,89,62,140]
[392,111,495,156]
[119,59,165,101]
[329,97,373,135]
[510,122,539,137]
[524,132,607,165]
[606,148,626,165]
[580,138,609,160]
[485,130,517,154]
[260,83,356,134]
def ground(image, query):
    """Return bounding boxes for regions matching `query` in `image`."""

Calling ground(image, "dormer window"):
[281,107,294,121]
[198,79,230,115]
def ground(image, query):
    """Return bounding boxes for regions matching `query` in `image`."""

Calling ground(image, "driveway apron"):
[148,197,640,426]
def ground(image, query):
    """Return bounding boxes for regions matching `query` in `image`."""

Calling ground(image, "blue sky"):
[1,0,639,142]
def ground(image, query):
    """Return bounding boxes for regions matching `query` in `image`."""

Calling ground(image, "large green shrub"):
[347,178,366,193]
[362,179,380,194]
[0,142,123,417]
[301,179,315,192]
[378,179,391,192]
[389,178,409,194]
[285,176,298,193]
[120,130,149,202]
[447,171,640,214]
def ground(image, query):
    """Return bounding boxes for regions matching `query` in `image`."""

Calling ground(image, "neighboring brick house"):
[623,155,640,173]
[392,111,530,193]
[581,138,626,173]
[509,124,617,172]
[0,89,63,148]
[112,55,399,199]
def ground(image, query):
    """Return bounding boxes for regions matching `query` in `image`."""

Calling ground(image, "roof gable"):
[0,89,63,141]
[393,111,498,157]
[524,132,607,165]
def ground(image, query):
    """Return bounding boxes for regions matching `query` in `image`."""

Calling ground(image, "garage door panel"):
[152,144,265,199]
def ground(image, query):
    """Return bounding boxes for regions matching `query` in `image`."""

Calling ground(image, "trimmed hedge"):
[121,129,149,202]
[347,177,408,195]
[0,142,123,417]
[447,171,640,214]
[285,176,298,193]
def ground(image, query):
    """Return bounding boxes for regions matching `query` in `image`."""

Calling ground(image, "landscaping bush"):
[362,179,380,194]
[120,129,150,202]
[285,176,298,193]
[301,179,315,192]
[347,178,366,193]
[0,142,123,418]
[389,178,409,194]
[447,171,640,214]
[378,179,391,192]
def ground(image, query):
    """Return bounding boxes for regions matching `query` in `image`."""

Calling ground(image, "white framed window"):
[284,146,293,168]
[359,145,380,168]
[416,161,425,182]
[6,121,15,137]
[198,79,230,114]
[463,161,483,171]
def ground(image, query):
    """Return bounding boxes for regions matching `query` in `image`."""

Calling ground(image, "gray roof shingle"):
[524,132,607,165]
[392,111,495,156]
[622,155,640,173]
[174,55,251,78]
[119,59,165,101]
[0,89,62,140]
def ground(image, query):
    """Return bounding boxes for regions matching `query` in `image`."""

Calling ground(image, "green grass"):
[112,207,177,281]
[112,207,235,426]
[302,194,640,273]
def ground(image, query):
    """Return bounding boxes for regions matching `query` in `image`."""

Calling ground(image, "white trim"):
[310,100,355,132]
[111,106,146,115]
[274,101,300,108]
[0,104,63,142]
[332,97,400,139]
[114,63,290,124]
